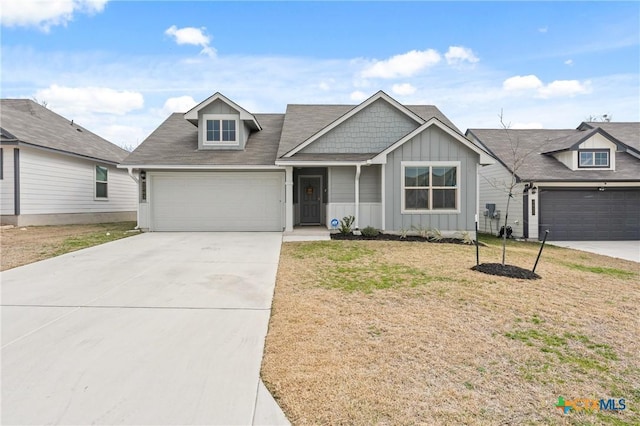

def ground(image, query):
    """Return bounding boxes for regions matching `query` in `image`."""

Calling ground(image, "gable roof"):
[541,127,625,154]
[183,92,262,130]
[578,122,640,156]
[276,99,460,159]
[121,113,283,167]
[467,127,640,182]
[0,99,129,164]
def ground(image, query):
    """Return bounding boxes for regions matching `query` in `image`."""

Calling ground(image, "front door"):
[300,176,321,224]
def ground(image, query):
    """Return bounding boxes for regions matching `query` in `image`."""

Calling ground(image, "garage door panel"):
[540,189,640,241]
[151,172,283,231]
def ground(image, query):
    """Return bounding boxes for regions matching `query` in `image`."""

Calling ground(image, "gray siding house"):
[120,91,493,234]
[467,122,640,241]
[0,100,137,226]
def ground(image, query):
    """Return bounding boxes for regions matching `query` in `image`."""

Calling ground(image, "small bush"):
[361,226,380,238]
[339,216,355,235]
[428,228,443,241]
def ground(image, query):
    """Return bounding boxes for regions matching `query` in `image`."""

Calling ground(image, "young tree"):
[494,111,545,266]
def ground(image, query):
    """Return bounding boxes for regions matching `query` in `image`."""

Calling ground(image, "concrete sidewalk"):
[1,232,289,425]
[550,240,640,263]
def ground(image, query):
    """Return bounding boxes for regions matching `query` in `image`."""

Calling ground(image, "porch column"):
[354,164,361,230]
[285,166,294,232]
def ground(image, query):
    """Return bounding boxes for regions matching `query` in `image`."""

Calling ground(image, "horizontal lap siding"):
[1,148,15,214]
[19,148,137,214]
[478,163,525,237]
[385,126,478,232]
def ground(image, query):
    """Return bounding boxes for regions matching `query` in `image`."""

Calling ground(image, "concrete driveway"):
[1,233,289,425]
[549,240,640,263]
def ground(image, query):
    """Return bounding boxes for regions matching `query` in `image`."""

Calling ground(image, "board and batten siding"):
[18,147,137,215]
[300,99,417,154]
[384,126,479,233]
[0,147,15,215]
[477,162,525,237]
[327,165,382,228]
[196,99,248,150]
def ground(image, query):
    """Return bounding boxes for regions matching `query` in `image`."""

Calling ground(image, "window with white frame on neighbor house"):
[578,149,609,168]
[402,162,459,213]
[95,165,108,198]
[205,118,237,144]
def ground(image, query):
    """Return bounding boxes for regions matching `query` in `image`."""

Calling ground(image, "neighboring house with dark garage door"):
[466,122,639,241]
[0,99,137,226]
[120,91,494,233]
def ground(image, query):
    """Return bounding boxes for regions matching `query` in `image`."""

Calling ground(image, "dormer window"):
[203,114,238,146]
[579,149,609,168]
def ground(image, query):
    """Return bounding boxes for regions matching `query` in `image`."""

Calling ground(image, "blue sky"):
[1,1,638,149]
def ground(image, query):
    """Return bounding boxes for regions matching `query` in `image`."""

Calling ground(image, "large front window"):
[205,118,237,143]
[578,150,609,168]
[402,162,459,213]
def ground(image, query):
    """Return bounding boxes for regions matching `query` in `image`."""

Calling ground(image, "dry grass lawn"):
[0,222,137,271]
[262,236,640,425]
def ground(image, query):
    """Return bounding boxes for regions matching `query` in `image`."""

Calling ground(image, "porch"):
[282,225,331,242]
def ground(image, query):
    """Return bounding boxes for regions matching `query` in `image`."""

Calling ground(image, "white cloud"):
[350,91,368,102]
[503,75,591,99]
[503,75,543,91]
[0,0,107,32]
[361,49,441,79]
[536,79,591,98]
[165,25,216,57]
[34,84,143,115]
[161,95,197,115]
[564,59,574,66]
[538,27,548,33]
[391,83,417,96]
[445,46,479,65]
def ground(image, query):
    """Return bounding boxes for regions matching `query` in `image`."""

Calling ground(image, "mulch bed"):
[471,263,541,279]
[330,232,474,245]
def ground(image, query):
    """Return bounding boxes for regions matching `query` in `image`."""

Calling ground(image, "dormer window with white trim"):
[579,149,610,168]
[203,115,238,146]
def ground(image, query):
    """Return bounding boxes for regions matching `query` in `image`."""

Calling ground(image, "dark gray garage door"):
[539,188,640,240]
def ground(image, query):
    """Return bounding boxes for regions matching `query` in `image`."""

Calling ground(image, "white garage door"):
[150,172,284,231]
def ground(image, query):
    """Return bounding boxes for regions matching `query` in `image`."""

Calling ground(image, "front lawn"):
[262,236,639,424]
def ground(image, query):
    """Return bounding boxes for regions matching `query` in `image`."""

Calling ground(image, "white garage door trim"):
[150,171,284,231]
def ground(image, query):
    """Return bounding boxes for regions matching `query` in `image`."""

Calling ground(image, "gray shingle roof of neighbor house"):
[121,113,285,166]
[0,99,130,164]
[467,127,640,181]
[276,104,461,158]
[579,122,640,154]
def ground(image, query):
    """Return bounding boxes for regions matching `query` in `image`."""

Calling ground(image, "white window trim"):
[401,161,461,214]
[95,164,109,200]
[203,114,239,146]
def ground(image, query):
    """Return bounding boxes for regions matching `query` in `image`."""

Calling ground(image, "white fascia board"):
[532,181,640,188]
[183,92,262,130]
[283,90,425,158]
[274,160,370,167]
[372,119,496,165]
[117,164,281,170]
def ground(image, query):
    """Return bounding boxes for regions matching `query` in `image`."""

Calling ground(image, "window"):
[95,165,108,198]
[402,162,459,213]
[578,150,609,168]
[205,118,237,143]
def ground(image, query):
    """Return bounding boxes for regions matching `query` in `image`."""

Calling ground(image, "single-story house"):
[0,99,137,226]
[466,122,640,241]
[120,91,494,234]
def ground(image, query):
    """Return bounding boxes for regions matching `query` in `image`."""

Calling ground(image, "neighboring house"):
[120,91,493,233]
[467,122,640,241]
[0,99,137,226]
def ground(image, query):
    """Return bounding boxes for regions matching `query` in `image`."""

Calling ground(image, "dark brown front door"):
[300,177,321,224]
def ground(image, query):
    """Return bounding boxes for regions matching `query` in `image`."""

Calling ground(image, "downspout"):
[126,167,140,229]
[354,164,361,230]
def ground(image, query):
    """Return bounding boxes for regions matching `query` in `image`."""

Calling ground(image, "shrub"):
[339,216,355,235]
[361,226,380,238]
[428,228,444,241]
